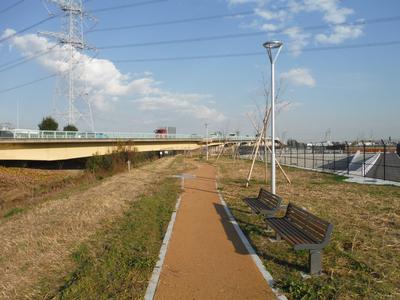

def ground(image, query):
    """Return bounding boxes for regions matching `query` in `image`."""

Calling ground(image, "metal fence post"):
[284,147,287,164]
[290,146,292,165]
[333,146,336,172]
[304,144,306,168]
[363,142,366,177]
[322,143,325,171]
[346,142,350,175]
[312,144,315,169]
[383,141,386,181]
[296,144,299,166]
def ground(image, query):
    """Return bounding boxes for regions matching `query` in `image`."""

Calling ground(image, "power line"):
[97,15,400,50]
[0,73,57,94]
[112,40,400,63]
[0,0,167,54]
[89,0,168,14]
[88,10,255,33]
[0,15,57,44]
[0,47,56,73]
[0,0,25,15]
[2,40,399,95]
[98,31,265,49]
[90,12,400,34]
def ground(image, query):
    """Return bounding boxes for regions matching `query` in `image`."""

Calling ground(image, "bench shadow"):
[213,203,249,255]
[229,206,252,215]
[214,204,307,272]
[258,252,307,273]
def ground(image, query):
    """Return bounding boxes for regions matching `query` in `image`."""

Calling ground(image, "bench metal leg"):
[309,250,322,275]
[276,233,281,241]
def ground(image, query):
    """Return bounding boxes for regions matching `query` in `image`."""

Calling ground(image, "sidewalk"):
[154,164,275,299]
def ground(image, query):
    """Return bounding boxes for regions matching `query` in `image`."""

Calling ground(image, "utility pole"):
[263,41,283,194]
[40,0,95,131]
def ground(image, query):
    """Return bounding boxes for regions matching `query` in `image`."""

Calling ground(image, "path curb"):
[144,192,182,300]
[216,180,288,300]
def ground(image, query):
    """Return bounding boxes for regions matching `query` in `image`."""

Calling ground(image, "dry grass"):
[0,156,179,299]
[0,166,86,216]
[215,157,400,299]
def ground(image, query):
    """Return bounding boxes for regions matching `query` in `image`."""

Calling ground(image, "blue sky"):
[0,0,399,141]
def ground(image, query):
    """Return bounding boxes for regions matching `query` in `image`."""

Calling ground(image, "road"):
[367,153,400,182]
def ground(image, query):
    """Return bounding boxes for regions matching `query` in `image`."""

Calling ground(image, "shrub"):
[63,124,78,131]
[38,116,58,131]
[86,145,158,178]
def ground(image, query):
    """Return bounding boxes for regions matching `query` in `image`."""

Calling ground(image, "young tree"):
[63,124,78,131]
[38,116,58,131]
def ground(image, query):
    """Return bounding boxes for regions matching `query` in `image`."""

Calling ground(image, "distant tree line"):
[286,139,306,148]
[38,116,78,131]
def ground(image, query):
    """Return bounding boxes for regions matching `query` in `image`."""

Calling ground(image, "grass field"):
[0,155,193,299]
[215,157,400,299]
[39,176,181,299]
[0,166,87,217]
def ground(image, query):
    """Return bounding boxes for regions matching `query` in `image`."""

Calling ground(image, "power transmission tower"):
[40,0,95,131]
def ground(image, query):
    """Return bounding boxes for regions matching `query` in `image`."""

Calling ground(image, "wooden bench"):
[265,203,333,275]
[243,188,282,217]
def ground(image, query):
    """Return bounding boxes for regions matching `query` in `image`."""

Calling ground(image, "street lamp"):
[263,40,283,194]
[205,123,209,160]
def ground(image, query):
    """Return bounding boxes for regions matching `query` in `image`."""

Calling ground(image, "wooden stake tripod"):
[245,107,291,188]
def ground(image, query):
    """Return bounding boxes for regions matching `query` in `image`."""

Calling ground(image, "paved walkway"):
[154,164,275,299]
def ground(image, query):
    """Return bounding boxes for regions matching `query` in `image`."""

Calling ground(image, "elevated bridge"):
[0,130,255,161]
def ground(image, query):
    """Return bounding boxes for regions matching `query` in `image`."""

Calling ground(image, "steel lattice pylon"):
[40,0,95,131]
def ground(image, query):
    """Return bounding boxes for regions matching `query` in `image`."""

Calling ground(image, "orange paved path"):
[154,164,275,300]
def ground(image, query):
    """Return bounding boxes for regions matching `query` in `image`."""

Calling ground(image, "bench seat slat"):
[265,202,333,275]
[244,198,270,213]
[286,213,327,241]
[288,204,330,227]
[243,188,282,216]
[267,218,318,245]
[286,205,330,242]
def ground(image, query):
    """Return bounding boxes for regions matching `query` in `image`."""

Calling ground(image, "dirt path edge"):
[215,178,288,300]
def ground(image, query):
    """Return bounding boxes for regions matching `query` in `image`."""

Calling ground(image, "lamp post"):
[205,123,209,160]
[263,40,283,194]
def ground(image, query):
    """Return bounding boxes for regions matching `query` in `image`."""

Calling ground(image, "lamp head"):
[263,40,283,49]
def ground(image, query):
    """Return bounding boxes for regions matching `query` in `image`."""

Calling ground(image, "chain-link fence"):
[239,142,400,182]
[275,143,400,182]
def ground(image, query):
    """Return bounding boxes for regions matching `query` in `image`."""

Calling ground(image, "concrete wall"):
[0,139,201,161]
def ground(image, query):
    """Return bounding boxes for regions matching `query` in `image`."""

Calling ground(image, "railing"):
[8,130,199,140]
[4,129,257,142]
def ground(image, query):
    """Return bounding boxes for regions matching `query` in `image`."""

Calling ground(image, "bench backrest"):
[257,188,282,210]
[286,203,333,244]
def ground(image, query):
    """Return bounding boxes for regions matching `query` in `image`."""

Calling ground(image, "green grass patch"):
[214,157,400,299]
[3,207,25,218]
[43,177,180,300]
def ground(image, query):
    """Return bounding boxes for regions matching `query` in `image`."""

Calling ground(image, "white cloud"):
[255,8,288,22]
[280,68,316,87]
[283,26,311,56]
[302,0,354,24]
[315,24,363,44]
[2,28,225,122]
[135,92,226,122]
[277,100,302,113]
[228,0,362,54]
[227,0,268,6]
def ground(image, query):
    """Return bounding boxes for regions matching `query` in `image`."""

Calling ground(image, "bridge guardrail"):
[5,130,257,142]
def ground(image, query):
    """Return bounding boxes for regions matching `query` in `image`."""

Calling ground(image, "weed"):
[215,157,400,299]
[42,177,180,300]
[3,207,25,218]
